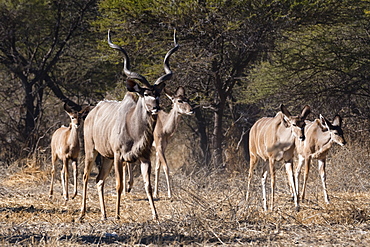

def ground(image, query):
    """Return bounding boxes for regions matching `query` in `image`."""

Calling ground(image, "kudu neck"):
[67,123,80,146]
[162,108,181,135]
[277,113,296,144]
[130,97,156,134]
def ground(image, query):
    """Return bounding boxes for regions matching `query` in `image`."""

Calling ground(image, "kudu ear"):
[280,104,291,117]
[300,105,311,120]
[154,82,166,94]
[164,87,174,100]
[280,104,291,127]
[80,105,91,120]
[319,114,332,130]
[175,86,185,97]
[126,79,143,94]
[332,115,342,127]
[63,103,74,114]
[282,115,291,128]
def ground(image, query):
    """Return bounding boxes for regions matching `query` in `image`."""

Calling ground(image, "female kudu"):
[49,103,89,201]
[247,104,311,211]
[294,114,346,204]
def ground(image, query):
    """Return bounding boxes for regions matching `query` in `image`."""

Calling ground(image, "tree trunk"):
[211,71,227,168]
[194,107,210,165]
[212,100,225,168]
[23,81,36,150]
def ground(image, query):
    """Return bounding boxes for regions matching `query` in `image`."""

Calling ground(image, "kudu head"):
[281,104,311,141]
[319,114,346,146]
[64,103,90,129]
[165,86,194,115]
[108,29,179,115]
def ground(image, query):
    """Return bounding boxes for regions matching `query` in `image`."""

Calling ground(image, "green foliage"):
[93,0,370,166]
[247,14,370,113]
[0,0,368,164]
[0,0,103,158]
[245,0,370,117]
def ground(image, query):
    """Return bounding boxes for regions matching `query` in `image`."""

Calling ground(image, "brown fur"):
[123,87,194,199]
[246,104,311,211]
[80,83,162,221]
[79,30,179,221]
[294,115,346,204]
[153,87,194,198]
[49,103,90,201]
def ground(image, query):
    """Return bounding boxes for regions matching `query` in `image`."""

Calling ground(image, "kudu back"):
[49,103,89,201]
[247,104,311,211]
[79,30,179,221]
[294,114,346,204]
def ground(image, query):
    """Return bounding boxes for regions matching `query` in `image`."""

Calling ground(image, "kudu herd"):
[48,30,347,221]
[247,104,311,211]
[246,104,346,211]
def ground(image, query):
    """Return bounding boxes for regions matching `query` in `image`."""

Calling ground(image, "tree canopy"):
[0,0,368,167]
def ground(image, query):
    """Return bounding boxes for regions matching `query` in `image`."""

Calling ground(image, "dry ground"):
[0,153,369,246]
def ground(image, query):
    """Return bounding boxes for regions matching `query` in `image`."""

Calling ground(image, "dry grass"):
[0,143,369,246]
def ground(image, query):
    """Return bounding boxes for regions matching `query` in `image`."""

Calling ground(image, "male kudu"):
[79,30,179,221]
[49,103,90,201]
[294,114,346,204]
[247,104,311,211]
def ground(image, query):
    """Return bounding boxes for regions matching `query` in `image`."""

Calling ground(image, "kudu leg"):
[79,152,97,221]
[113,156,124,220]
[269,159,276,211]
[294,155,305,201]
[301,157,311,202]
[261,168,268,212]
[154,148,171,198]
[153,152,161,199]
[61,158,69,201]
[123,162,133,196]
[96,157,114,220]
[162,160,171,199]
[318,159,330,204]
[71,159,78,199]
[49,155,57,198]
[140,159,158,221]
[246,155,258,203]
[285,160,299,211]
[127,163,133,192]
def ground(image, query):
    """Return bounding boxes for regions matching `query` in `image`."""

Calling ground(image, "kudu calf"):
[294,114,346,204]
[247,104,311,211]
[123,87,194,199]
[49,103,89,201]
[79,30,179,221]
